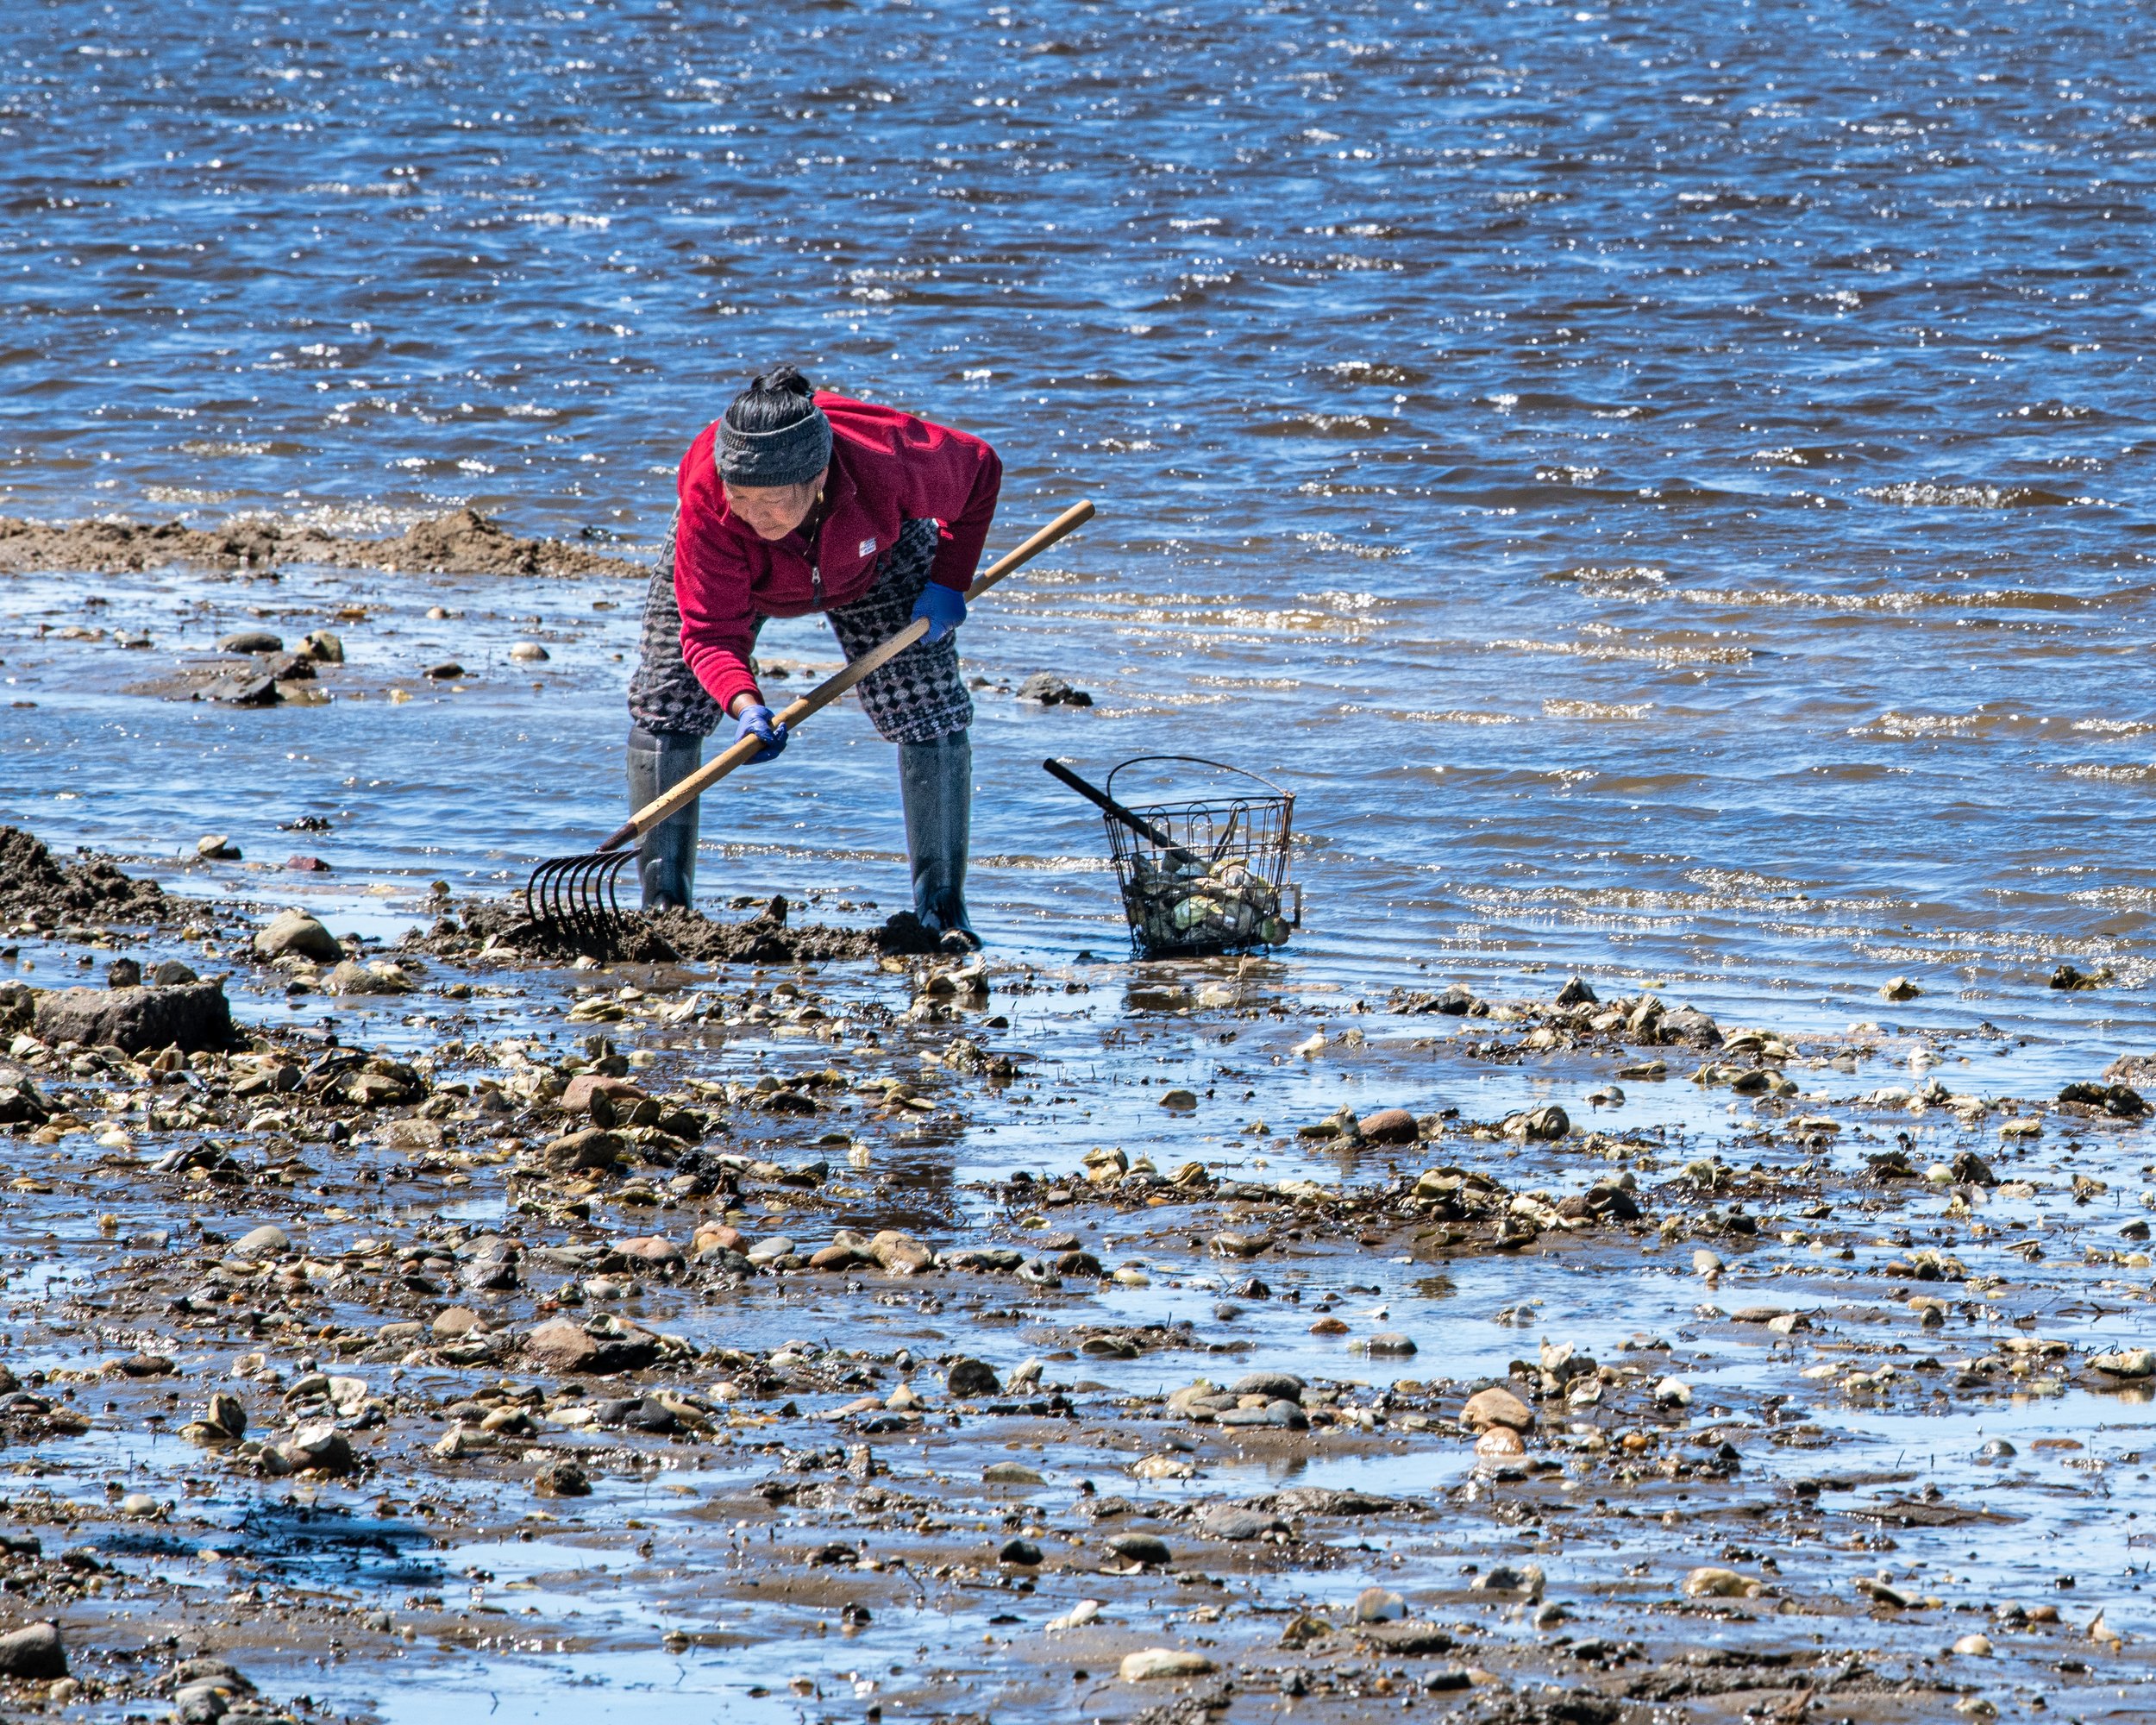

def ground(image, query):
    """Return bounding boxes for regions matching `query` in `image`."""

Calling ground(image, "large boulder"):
[254,907,342,963]
[523,1317,658,1375]
[542,1128,622,1173]
[0,1621,66,1678]
[32,982,234,1054]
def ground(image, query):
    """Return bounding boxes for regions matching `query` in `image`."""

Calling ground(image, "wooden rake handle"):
[596,499,1096,852]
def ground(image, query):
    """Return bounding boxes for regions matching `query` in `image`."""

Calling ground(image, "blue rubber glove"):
[912,580,967,643]
[732,701,788,763]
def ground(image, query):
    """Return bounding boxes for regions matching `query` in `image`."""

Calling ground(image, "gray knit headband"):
[717,406,832,488]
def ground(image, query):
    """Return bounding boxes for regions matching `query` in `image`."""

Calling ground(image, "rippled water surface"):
[6,0,2156,1032]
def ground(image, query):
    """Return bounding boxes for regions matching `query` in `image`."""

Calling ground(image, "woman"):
[624,366,1001,952]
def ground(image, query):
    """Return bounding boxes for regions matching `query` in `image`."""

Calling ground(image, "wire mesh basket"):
[1103,756,1300,958]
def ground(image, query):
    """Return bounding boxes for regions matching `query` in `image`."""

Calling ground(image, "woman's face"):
[724,468,827,541]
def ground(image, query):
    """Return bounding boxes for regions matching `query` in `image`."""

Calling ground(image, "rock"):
[1357,1107,1419,1144]
[1474,1426,1525,1458]
[1019,674,1094,707]
[1120,1648,1213,1682]
[1658,1005,1723,1048]
[1683,1566,1759,1598]
[1460,1385,1533,1433]
[267,1422,354,1476]
[983,1462,1046,1485]
[1364,1332,1418,1356]
[1198,1506,1286,1541]
[432,1306,483,1338]
[343,1066,421,1107]
[1357,1624,1460,1656]
[561,1073,646,1116]
[2090,1348,2155,1379]
[1158,1088,1198,1109]
[323,958,412,995]
[615,1235,684,1275]
[998,1537,1043,1565]
[424,662,464,680]
[1353,1586,1407,1623]
[1470,1563,1545,1602]
[153,959,199,986]
[184,1392,246,1442]
[1881,976,1921,1001]
[33,981,233,1055]
[870,1230,935,1276]
[692,1224,746,1257]
[1952,1633,1994,1657]
[946,1358,1000,1398]
[232,1224,288,1258]
[299,630,344,663]
[1655,1377,1693,1408]
[1216,1398,1307,1430]
[1503,1103,1568,1140]
[523,1317,658,1375]
[217,630,283,654]
[533,1459,592,1497]
[1555,975,1597,1006]
[106,957,141,988]
[1230,1370,1305,1401]
[542,1128,623,1173]
[0,1622,66,1680]
[510,641,551,662]
[285,854,329,872]
[254,908,342,962]
[197,833,241,860]
[2059,1080,2147,1119]
[1106,1532,1172,1566]
[207,672,279,706]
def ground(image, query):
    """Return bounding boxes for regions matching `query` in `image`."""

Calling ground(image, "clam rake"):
[521,499,1097,953]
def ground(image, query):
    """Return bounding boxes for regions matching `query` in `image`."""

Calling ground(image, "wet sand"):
[0,836,2149,1725]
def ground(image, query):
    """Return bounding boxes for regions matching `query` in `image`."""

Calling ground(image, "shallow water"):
[5,0,2156,1056]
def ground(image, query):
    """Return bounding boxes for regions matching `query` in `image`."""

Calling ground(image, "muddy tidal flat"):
[0,791,2151,1725]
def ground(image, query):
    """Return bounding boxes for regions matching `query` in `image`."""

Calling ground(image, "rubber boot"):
[626,724,703,912]
[898,729,978,951]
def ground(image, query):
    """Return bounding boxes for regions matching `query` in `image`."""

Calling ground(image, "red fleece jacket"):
[674,392,1002,716]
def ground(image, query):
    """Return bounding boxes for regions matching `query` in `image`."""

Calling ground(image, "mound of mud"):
[429,892,887,965]
[0,826,169,925]
[0,508,641,580]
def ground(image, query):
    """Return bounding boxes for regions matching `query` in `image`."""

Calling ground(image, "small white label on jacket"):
[858,536,877,558]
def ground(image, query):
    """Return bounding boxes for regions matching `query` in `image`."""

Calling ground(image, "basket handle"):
[1042,759,1206,871]
[1103,752,1294,806]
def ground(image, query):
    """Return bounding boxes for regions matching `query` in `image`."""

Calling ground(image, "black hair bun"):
[750,364,814,398]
